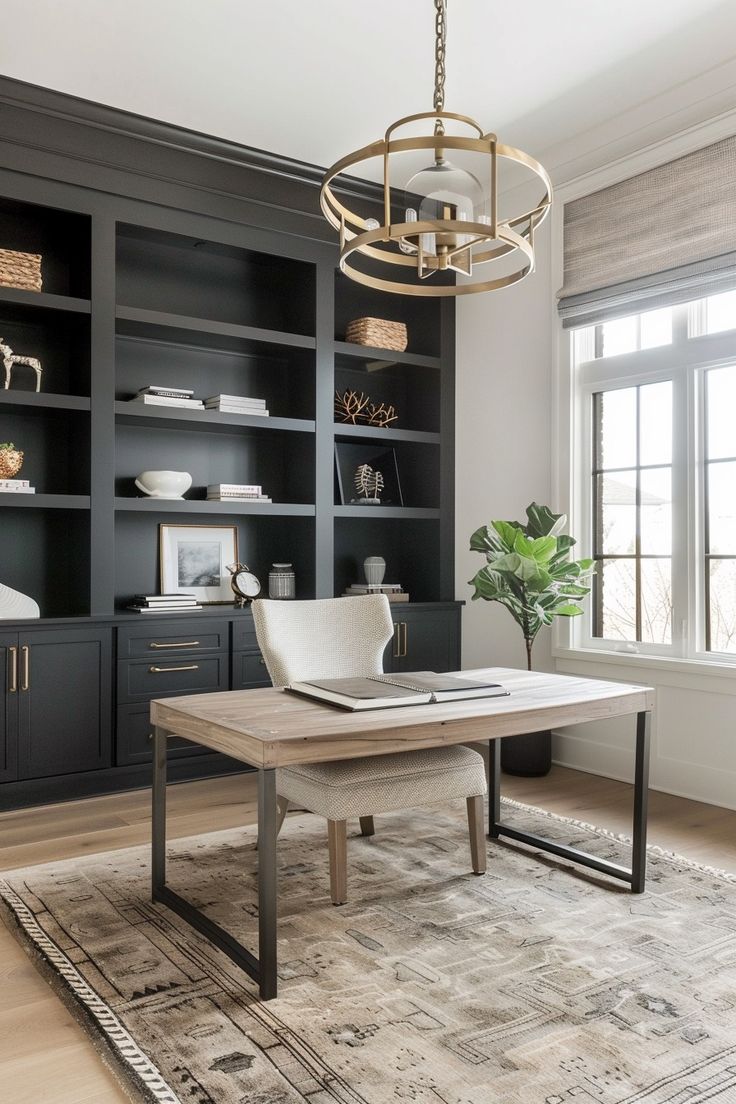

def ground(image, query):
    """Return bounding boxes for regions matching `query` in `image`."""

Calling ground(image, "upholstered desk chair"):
[252,595,487,905]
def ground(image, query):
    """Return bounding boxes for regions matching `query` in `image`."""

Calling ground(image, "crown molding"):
[0,75,382,232]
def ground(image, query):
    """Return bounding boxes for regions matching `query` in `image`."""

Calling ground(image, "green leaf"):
[469,525,497,554]
[525,503,565,538]
[553,603,584,617]
[491,519,522,551]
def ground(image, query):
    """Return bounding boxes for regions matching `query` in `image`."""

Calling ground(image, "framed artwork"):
[335,443,403,506]
[159,524,238,604]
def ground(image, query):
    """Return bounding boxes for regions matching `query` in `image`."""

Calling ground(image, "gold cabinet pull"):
[392,622,401,658]
[149,641,200,650]
[400,621,409,658]
[149,664,199,673]
[21,645,30,691]
[8,646,17,693]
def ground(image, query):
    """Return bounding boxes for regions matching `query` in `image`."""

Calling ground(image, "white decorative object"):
[0,582,40,619]
[1,338,42,392]
[135,470,192,500]
[363,556,386,585]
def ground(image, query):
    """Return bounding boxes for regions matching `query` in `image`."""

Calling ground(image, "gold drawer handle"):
[8,646,17,693]
[21,645,30,691]
[149,664,200,673]
[149,641,201,649]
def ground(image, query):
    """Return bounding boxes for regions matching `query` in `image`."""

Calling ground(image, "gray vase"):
[363,556,386,585]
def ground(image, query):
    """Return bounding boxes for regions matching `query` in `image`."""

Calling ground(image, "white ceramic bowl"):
[135,470,192,500]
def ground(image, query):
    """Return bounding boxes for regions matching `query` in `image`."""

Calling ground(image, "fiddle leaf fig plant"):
[469,503,596,670]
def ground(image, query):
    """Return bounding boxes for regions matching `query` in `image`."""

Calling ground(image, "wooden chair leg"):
[467,795,486,875]
[327,819,348,905]
[359,815,375,837]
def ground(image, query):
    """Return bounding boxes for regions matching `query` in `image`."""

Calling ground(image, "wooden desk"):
[151,667,654,1000]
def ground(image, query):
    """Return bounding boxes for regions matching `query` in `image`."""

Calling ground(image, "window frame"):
[564,304,736,667]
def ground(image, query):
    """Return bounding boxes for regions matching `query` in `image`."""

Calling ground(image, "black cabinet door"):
[17,628,112,779]
[0,633,19,783]
[387,609,461,674]
[231,651,271,690]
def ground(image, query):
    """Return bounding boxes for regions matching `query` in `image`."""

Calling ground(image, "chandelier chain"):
[433,0,447,136]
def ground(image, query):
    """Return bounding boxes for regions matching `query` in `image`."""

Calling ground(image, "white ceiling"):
[2,0,736,178]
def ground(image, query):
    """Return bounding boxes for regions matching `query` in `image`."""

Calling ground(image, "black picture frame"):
[335,443,403,506]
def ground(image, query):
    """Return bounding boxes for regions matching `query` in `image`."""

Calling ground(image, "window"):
[592,382,672,644]
[572,295,736,662]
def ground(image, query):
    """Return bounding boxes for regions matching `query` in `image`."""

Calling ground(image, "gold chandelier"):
[320,0,552,297]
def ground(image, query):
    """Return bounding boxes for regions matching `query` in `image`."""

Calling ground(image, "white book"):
[0,486,35,494]
[0,478,30,488]
[208,483,262,493]
[139,385,195,396]
[205,394,266,406]
[207,495,272,502]
[128,605,203,613]
[206,406,270,416]
[131,395,204,408]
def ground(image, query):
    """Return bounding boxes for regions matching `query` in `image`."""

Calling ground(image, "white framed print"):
[159,524,238,604]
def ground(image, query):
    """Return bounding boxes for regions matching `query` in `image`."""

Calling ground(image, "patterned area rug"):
[2,798,736,1104]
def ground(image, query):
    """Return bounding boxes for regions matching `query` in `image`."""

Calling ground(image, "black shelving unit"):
[0,79,459,808]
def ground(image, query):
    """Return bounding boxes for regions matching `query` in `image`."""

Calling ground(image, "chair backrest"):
[252,595,394,688]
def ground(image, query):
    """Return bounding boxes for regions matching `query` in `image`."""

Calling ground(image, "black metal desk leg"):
[152,726,168,896]
[257,768,278,1000]
[631,710,651,894]
[487,739,501,839]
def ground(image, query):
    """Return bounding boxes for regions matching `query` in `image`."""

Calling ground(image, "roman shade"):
[558,134,736,328]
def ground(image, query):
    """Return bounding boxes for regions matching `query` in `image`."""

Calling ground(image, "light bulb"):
[405,158,487,258]
[364,218,380,231]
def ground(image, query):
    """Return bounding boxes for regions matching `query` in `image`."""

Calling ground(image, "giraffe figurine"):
[1,338,42,392]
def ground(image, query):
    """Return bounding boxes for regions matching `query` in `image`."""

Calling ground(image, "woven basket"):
[346,317,408,352]
[0,249,42,293]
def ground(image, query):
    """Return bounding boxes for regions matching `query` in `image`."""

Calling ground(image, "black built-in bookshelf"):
[0,76,459,808]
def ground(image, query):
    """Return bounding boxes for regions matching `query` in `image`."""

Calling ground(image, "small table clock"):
[226,562,261,607]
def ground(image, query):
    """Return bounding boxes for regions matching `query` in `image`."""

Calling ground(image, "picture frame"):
[159,524,238,604]
[334,442,403,506]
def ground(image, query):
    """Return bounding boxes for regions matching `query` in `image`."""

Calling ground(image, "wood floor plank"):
[0,766,735,1102]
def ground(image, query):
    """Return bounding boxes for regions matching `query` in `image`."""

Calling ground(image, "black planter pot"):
[501,730,552,776]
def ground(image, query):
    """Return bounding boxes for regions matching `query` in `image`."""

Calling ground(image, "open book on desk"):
[285,671,509,711]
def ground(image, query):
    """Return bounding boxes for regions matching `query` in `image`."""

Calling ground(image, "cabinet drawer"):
[118,654,228,703]
[232,651,271,690]
[232,620,259,652]
[117,620,229,659]
[116,704,207,765]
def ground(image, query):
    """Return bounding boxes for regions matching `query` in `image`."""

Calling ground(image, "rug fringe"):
[0,882,180,1104]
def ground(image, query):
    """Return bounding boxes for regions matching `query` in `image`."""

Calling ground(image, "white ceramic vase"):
[135,470,192,500]
[0,582,40,619]
[363,556,386,586]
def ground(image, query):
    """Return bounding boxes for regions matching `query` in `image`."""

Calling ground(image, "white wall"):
[454,107,736,811]
[455,222,555,673]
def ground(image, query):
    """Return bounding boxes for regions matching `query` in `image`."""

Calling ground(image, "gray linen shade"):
[558,134,736,328]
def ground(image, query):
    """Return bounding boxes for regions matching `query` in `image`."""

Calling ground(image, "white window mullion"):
[670,363,690,658]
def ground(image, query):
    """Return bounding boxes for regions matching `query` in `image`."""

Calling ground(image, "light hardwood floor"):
[1,767,735,1103]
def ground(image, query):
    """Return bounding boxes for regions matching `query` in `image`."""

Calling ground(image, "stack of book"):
[131,385,204,410]
[205,394,269,417]
[127,594,202,614]
[0,478,35,495]
[207,483,272,503]
[342,582,409,603]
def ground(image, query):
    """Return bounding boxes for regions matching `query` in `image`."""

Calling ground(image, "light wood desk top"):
[151,667,654,769]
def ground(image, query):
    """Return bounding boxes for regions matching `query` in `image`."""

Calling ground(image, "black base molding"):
[0,754,248,813]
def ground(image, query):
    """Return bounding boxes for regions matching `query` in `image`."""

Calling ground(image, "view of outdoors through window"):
[575,290,736,656]
[592,383,673,643]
